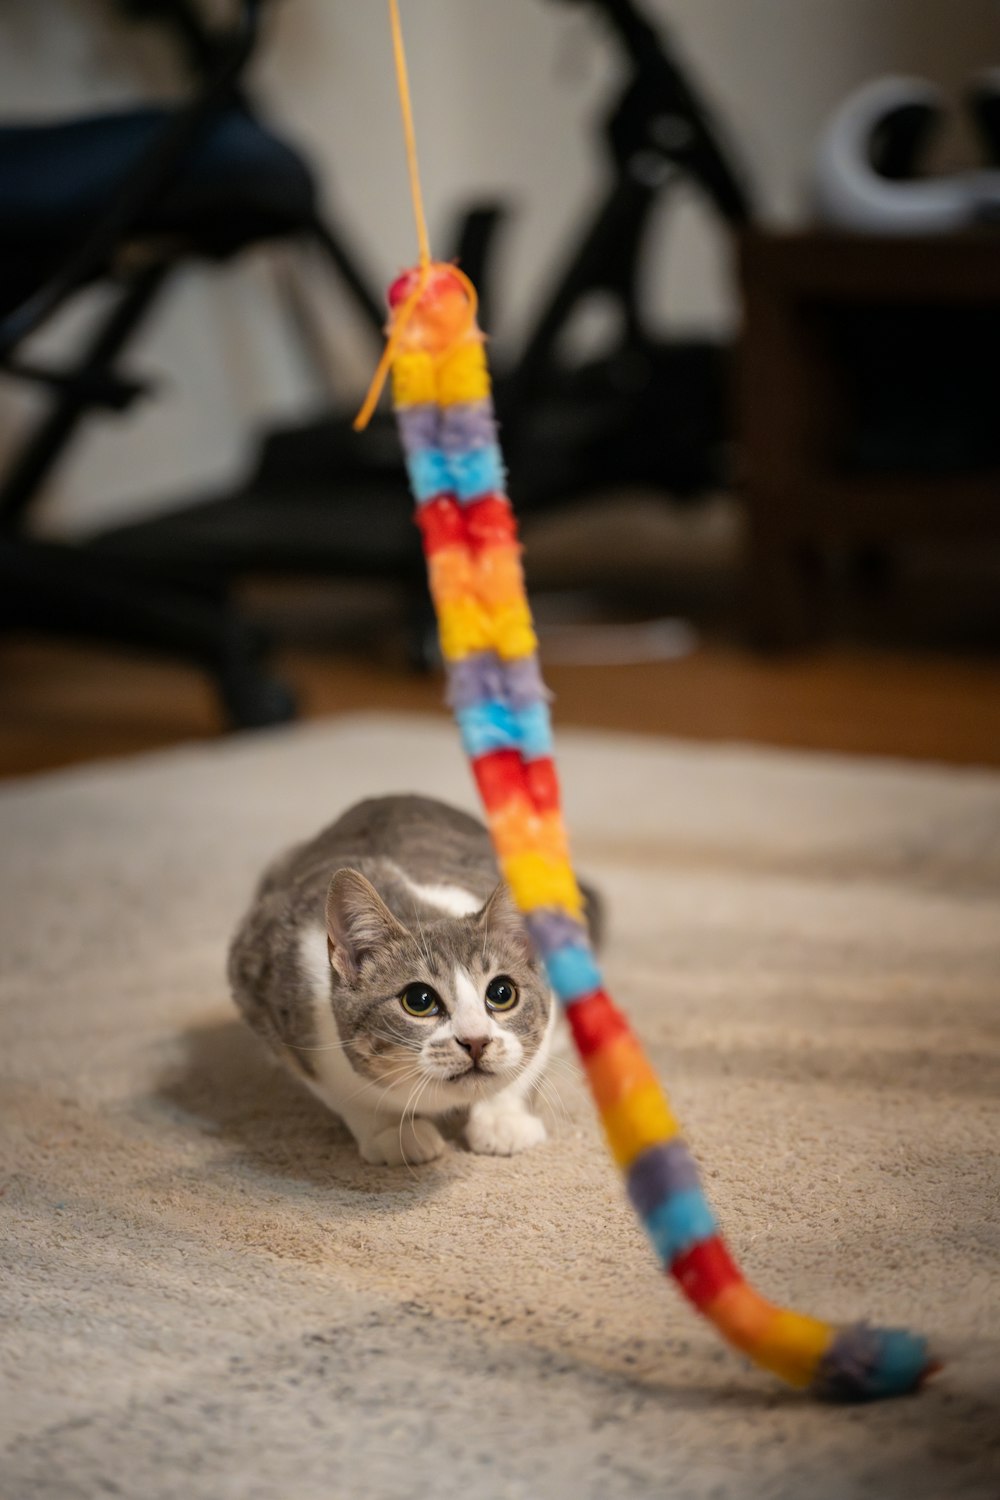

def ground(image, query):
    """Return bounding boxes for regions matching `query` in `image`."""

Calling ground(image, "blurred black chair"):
[0,0,756,708]
[0,0,385,726]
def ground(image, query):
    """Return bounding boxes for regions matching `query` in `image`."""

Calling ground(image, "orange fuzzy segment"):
[601,1081,680,1168]
[473,545,525,609]
[704,1283,782,1356]
[428,547,475,606]
[583,1032,660,1113]
[490,804,568,862]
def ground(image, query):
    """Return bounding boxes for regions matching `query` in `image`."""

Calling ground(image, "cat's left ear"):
[477,882,533,958]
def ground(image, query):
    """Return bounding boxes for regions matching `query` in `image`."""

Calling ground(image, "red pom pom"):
[566,989,630,1059]
[415,496,465,555]
[464,494,518,551]
[671,1237,743,1310]
[389,264,467,310]
[524,756,560,813]
[471,750,528,813]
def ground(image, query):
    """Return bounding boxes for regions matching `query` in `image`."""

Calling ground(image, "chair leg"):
[0,538,296,729]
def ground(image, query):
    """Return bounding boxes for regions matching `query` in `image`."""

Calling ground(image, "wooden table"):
[738,230,1000,646]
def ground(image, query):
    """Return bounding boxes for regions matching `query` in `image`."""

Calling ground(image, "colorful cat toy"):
[355,0,936,1401]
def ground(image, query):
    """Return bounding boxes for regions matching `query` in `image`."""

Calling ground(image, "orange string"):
[388,0,431,270]
[353,5,482,432]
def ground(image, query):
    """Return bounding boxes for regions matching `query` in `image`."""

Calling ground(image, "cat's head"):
[325,869,552,1108]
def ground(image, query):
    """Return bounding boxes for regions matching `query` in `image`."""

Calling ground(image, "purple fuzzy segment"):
[439,400,497,455]
[811,1325,882,1401]
[626,1141,701,1219]
[445,653,506,710]
[525,908,590,956]
[501,654,553,711]
[396,403,439,455]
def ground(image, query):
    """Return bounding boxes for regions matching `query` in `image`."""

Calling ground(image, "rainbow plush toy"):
[356,1,936,1403]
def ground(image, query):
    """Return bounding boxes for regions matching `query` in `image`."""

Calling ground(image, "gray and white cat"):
[229,795,595,1167]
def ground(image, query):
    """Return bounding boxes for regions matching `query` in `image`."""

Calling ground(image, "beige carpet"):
[2,713,998,1500]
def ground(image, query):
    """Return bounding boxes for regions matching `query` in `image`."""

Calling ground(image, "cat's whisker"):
[398,1073,433,1174]
[342,1056,425,1110]
[533,1071,571,1127]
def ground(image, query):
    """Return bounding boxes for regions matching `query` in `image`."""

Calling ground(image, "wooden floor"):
[4,631,1000,780]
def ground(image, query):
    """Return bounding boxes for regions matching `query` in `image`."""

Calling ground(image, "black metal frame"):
[0,0,390,727]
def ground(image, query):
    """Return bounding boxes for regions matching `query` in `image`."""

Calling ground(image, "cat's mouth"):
[445,1063,494,1082]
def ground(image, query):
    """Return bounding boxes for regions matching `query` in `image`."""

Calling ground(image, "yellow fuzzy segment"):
[437,598,494,660]
[436,341,492,406]
[600,1081,680,1168]
[428,548,476,607]
[391,352,437,408]
[747,1310,836,1388]
[490,600,538,660]
[500,851,583,917]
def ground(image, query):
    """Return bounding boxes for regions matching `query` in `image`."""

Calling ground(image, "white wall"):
[1,0,995,533]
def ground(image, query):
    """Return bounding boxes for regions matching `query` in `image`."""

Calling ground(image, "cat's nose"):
[456,1036,490,1064]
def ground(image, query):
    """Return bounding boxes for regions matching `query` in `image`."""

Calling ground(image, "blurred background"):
[1,0,999,775]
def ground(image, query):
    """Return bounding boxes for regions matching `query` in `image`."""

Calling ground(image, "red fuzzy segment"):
[524,756,560,813]
[414,496,466,555]
[471,750,529,813]
[671,1237,743,1310]
[566,989,631,1059]
[464,493,518,551]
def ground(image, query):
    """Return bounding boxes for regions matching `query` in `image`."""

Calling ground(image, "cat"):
[228,794,599,1167]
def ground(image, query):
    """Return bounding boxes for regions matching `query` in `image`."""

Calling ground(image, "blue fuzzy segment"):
[644,1188,717,1264]
[545,944,603,1001]
[451,444,506,501]
[514,702,553,759]
[455,701,519,758]
[406,448,453,503]
[867,1331,931,1398]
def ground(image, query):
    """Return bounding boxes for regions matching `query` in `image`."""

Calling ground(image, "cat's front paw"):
[359,1118,446,1167]
[466,1102,548,1157]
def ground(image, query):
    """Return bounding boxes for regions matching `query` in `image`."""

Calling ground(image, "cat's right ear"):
[325,869,407,981]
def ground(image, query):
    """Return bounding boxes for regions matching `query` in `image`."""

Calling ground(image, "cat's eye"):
[399,982,442,1017]
[485,975,518,1012]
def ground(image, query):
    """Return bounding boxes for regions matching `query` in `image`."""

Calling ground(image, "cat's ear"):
[326,869,407,981]
[477,882,532,957]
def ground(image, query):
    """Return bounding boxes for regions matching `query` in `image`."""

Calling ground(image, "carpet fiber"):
[2,713,998,1500]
